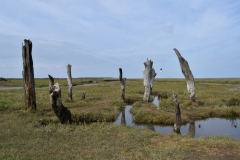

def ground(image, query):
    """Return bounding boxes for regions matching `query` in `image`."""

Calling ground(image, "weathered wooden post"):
[67,64,73,101]
[121,108,126,124]
[81,91,86,100]
[49,81,72,124]
[143,58,157,102]
[173,91,181,133]
[119,68,126,101]
[48,74,54,102]
[173,48,196,102]
[22,39,36,110]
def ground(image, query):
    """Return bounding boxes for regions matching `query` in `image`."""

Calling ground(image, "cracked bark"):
[143,59,156,102]
[22,39,36,110]
[173,48,196,102]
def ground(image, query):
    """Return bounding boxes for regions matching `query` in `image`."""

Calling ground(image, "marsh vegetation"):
[1,78,240,159]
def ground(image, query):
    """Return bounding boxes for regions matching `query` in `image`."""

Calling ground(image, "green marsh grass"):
[1,78,240,159]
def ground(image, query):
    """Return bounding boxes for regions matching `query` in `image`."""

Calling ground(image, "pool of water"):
[114,104,240,139]
[152,96,160,109]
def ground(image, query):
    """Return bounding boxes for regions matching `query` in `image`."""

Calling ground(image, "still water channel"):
[114,97,240,139]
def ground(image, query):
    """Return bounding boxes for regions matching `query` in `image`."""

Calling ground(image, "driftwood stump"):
[22,39,36,110]
[49,82,72,124]
[173,91,181,133]
[119,68,126,101]
[67,64,73,101]
[173,48,196,102]
[143,59,157,102]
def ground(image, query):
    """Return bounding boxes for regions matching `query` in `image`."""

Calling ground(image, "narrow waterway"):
[114,97,240,139]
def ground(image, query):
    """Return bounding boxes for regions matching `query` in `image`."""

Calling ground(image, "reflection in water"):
[188,120,195,138]
[120,107,126,124]
[114,105,240,139]
[230,119,237,128]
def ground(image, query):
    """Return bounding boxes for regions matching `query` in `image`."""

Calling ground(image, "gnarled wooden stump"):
[67,64,73,101]
[173,48,196,102]
[143,59,157,102]
[49,82,72,124]
[119,68,126,101]
[173,91,181,133]
[22,39,36,110]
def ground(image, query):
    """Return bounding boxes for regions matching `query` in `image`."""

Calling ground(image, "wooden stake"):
[48,74,54,102]
[173,91,181,133]
[119,68,126,101]
[22,39,36,110]
[67,64,72,101]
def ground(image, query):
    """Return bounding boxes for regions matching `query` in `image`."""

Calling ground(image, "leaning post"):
[173,91,181,133]
[119,68,126,101]
[67,64,73,101]
[143,58,157,102]
[22,39,36,110]
[173,48,196,102]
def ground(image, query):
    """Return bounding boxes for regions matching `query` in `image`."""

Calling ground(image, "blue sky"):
[0,0,240,78]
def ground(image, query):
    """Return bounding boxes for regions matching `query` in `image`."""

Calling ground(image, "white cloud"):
[0,0,240,78]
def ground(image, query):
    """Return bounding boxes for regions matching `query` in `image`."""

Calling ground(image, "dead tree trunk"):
[119,68,126,101]
[173,91,181,133]
[22,39,36,110]
[48,74,54,102]
[67,64,72,101]
[49,82,72,124]
[173,48,196,102]
[143,58,157,102]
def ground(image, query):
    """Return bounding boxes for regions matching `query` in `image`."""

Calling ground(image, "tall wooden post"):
[119,68,126,101]
[143,58,156,102]
[67,64,72,101]
[173,48,196,102]
[173,91,181,133]
[22,39,36,110]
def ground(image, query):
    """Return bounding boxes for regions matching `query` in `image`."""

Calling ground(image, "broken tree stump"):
[173,48,196,102]
[173,91,181,133]
[67,64,73,101]
[119,68,126,101]
[143,58,157,102]
[49,82,72,124]
[22,39,36,110]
